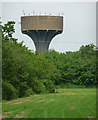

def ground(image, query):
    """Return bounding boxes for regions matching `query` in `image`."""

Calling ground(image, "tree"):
[2,21,17,43]
[79,44,95,55]
[2,21,58,99]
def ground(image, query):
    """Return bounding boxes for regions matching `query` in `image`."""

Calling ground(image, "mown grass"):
[2,88,96,118]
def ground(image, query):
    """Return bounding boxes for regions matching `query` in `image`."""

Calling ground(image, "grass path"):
[2,88,96,118]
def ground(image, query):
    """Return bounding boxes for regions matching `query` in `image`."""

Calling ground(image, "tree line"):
[1,21,96,100]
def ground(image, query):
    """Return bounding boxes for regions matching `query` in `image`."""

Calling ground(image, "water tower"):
[21,16,63,54]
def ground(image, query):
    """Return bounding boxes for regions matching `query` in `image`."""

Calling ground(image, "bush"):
[57,83,86,89]
[32,78,46,94]
[17,82,30,97]
[42,79,55,93]
[2,81,18,100]
[32,78,55,94]
[25,88,34,97]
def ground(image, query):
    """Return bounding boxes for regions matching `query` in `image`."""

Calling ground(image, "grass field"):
[2,88,96,118]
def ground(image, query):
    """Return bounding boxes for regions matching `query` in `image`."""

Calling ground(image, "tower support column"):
[22,30,62,54]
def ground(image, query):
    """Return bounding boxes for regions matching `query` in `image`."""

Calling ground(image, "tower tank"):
[21,16,63,54]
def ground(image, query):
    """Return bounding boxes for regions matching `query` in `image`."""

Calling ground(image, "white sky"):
[1,2,96,53]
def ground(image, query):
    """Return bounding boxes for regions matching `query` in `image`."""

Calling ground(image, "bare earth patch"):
[20,111,26,116]
[59,93,65,95]
[11,99,30,105]
[0,115,2,119]
[12,102,23,104]
[47,99,55,103]
[49,99,55,102]
[26,96,31,98]
[4,111,12,114]
[88,116,94,118]
[22,100,29,102]
[55,92,76,95]
[3,99,30,105]
[14,111,26,118]
[2,101,11,104]
[35,100,45,103]
[2,115,8,118]
[87,116,96,120]
[69,106,75,110]
[12,99,19,102]
[2,111,12,118]
[67,93,75,95]
[15,114,24,118]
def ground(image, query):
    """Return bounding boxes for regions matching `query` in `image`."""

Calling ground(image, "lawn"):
[2,88,96,118]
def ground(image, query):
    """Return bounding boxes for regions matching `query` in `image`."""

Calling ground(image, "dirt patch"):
[14,111,26,118]
[69,106,75,110]
[12,99,19,102]
[2,101,11,104]
[49,99,55,102]
[87,116,95,120]
[35,100,45,103]
[54,93,65,95]
[15,114,24,118]
[55,92,76,95]
[2,115,8,118]
[12,99,30,105]
[88,116,94,118]
[26,96,31,98]
[67,93,75,95]
[59,93,65,95]
[23,100,29,102]
[4,111,12,114]
[20,111,26,115]
[3,111,12,118]
[0,115,2,119]
[46,99,55,103]
[12,102,23,104]
[4,99,30,105]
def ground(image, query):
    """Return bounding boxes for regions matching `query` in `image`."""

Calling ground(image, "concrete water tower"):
[21,16,63,54]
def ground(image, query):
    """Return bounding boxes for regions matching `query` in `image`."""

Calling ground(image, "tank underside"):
[22,30,62,54]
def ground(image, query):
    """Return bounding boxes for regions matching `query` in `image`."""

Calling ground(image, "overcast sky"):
[1,2,96,53]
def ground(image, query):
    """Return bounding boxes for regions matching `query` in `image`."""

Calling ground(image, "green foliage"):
[44,45,96,87]
[2,21,58,99]
[42,79,55,93]
[96,51,98,87]
[2,21,17,42]
[32,78,46,94]
[2,21,96,100]
[2,81,18,100]
[25,88,34,96]
[18,82,30,97]
[79,44,95,55]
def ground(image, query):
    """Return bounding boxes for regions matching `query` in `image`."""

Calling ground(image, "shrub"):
[2,81,18,100]
[32,78,46,94]
[25,88,34,97]
[42,79,55,93]
[31,78,55,94]
[17,82,30,97]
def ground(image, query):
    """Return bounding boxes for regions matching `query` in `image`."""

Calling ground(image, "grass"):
[2,88,96,118]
